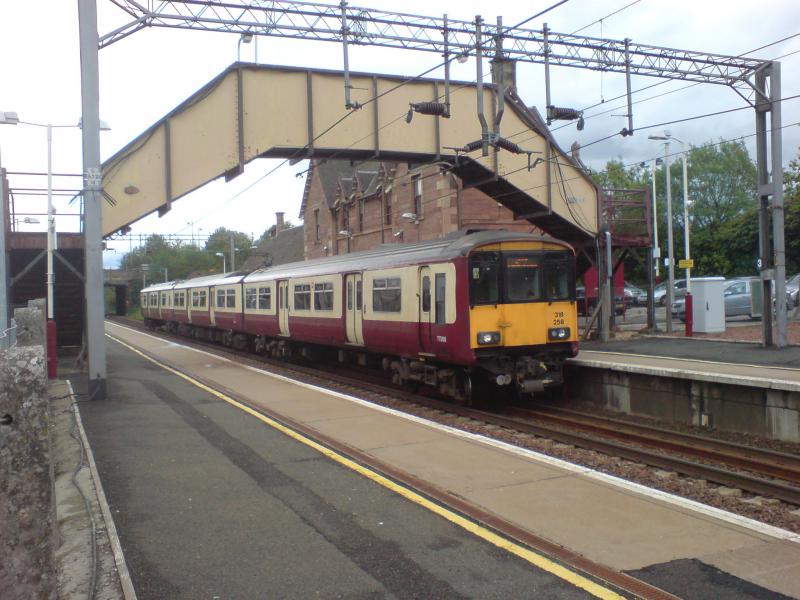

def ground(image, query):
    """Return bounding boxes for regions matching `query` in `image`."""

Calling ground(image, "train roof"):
[243,231,571,283]
[171,272,245,290]
[140,280,177,293]
[141,272,245,293]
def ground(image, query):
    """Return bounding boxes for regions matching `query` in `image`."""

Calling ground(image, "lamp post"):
[0,111,20,351]
[215,251,226,273]
[2,113,109,376]
[641,158,663,278]
[648,133,674,334]
[650,131,692,336]
[338,230,352,253]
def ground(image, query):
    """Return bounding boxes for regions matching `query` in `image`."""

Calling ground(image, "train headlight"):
[477,331,501,345]
[548,327,571,340]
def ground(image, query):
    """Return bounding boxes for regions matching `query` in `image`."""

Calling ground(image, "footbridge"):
[102,64,598,246]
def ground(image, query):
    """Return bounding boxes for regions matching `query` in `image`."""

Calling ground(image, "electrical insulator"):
[493,137,523,154]
[547,105,582,121]
[461,140,484,153]
[411,102,449,116]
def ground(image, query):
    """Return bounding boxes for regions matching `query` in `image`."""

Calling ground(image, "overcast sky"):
[1,0,798,268]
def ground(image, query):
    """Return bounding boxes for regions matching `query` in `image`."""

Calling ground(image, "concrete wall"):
[565,365,800,443]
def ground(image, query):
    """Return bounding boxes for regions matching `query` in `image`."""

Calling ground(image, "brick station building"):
[300,160,541,260]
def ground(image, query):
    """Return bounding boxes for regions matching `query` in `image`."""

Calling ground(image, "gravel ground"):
[570,400,800,456]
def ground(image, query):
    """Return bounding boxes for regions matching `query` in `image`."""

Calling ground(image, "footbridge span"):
[102,64,598,247]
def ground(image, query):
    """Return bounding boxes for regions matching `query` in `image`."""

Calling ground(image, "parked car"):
[624,281,647,306]
[653,279,687,306]
[672,277,795,321]
[577,286,624,316]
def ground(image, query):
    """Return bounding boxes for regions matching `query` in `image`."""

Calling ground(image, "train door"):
[418,267,434,354]
[278,280,290,336]
[345,273,364,345]
[209,286,217,326]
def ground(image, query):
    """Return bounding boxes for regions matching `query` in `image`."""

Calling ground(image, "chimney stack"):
[276,212,285,228]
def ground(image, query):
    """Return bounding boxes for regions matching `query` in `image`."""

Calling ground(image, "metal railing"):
[0,319,18,350]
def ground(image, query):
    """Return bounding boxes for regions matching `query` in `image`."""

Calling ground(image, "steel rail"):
[109,317,800,506]
[511,406,800,484]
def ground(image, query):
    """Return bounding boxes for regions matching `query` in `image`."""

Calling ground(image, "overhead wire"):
[521,30,800,139]
[166,0,573,237]
[133,6,798,249]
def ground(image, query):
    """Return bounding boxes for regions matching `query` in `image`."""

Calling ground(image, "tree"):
[204,227,255,270]
[119,234,218,305]
[784,148,800,275]
[591,140,759,282]
[590,159,646,190]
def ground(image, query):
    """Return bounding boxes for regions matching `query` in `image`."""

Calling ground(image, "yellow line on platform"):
[106,333,623,600]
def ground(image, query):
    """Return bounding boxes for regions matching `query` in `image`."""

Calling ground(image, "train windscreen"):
[469,250,574,305]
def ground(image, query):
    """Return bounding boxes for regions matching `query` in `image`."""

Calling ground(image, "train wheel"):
[457,372,474,407]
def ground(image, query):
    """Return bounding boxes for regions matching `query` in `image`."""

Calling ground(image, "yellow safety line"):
[106,333,624,600]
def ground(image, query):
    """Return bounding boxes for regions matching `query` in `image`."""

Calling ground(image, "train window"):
[199,290,207,308]
[151,293,158,307]
[469,252,500,305]
[226,289,236,308]
[347,281,353,310]
[356,280,362,310]
[294,283,311,310]
[505,254,542,302]
[314,282,334,311]
[373,277,401,312]
[192,291,198,307]
[435,274,446,325]
[161,292,166,306]
[216,289,226,309]
[542,252,573,301]
[258,287,271,310]
[141,295,147,307]
[245,288,257,309]
[421,276,431,312]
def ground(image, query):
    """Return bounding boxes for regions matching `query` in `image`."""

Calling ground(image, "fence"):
[0,319,17,349]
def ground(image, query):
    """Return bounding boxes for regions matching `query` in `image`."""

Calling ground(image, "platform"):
[574,337,800,392]
[91,321,800,598]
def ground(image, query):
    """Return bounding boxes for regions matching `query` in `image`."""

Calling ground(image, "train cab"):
[464,235,578,393]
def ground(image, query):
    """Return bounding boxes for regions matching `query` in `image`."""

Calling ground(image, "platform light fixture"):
[238,32,253,61]
[0,111,19,125]
[215,251,226,273]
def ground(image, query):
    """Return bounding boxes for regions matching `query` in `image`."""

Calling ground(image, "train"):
[140,230,579,403]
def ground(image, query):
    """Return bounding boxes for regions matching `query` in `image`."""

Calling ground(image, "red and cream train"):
[140,230,579,401]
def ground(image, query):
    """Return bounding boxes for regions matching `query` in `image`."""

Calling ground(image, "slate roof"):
[299,160,383,217]
[240,225,305,272]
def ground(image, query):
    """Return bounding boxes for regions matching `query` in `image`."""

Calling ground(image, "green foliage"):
[593,140,762,283]
[785,150,800,275]
[590,159,646,189]
[204,227,257,269]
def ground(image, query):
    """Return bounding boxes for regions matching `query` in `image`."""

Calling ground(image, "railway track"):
[108,317,800,506]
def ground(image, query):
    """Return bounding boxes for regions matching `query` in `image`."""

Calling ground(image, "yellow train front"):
[461,236,579,397]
